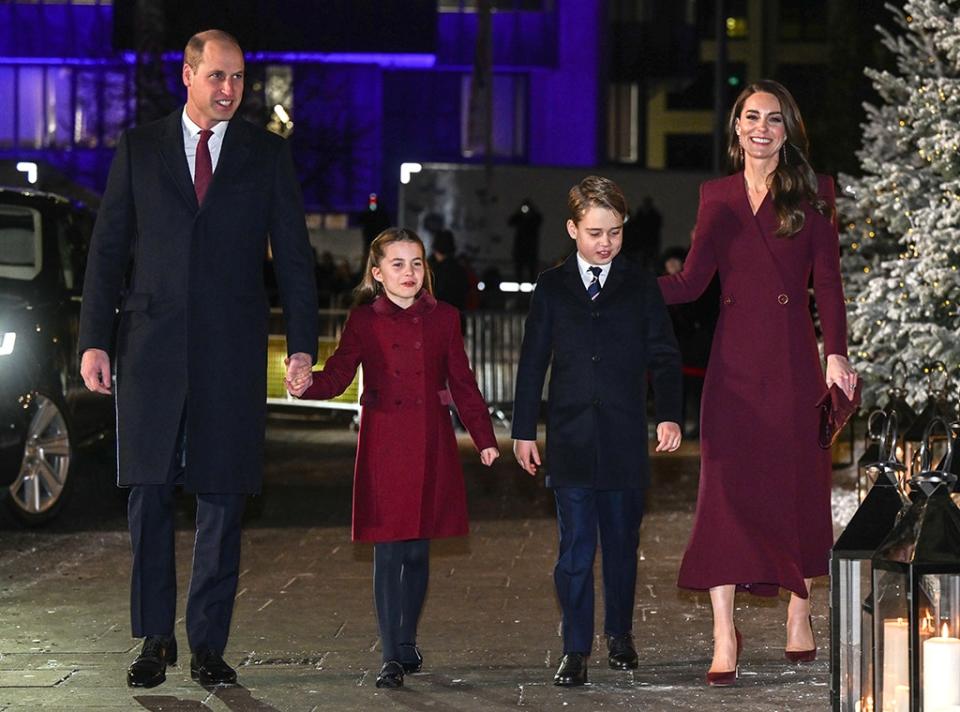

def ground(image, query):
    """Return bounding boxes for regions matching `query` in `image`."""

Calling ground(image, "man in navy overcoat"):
[79,30,317,688]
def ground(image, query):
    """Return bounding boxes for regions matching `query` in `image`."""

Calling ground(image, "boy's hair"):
[567,175,628,224]
[354,227,434,305]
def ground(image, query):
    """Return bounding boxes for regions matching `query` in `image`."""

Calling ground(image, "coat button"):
[591,355,601,363]
[591,311,600,319]
[722,296,734,305]
[593,398,602,407]
[392,343,399,349]
[412,317,420,324]
[394,399,402,406]
[415,397,423,405]
[777,293,789,305]
[414,341,422,349]
[394,370,400,377]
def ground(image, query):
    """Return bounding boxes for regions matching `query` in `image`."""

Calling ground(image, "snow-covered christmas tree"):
[838,0,960,408]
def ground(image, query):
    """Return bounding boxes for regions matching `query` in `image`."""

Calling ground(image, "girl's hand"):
[480,447,500,467]
[655,422,682,452]
[826,354,858,400]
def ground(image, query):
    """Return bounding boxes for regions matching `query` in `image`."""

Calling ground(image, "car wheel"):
[4,392,73,526]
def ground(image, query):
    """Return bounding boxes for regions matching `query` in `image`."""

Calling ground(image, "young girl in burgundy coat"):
[299,228,500,689]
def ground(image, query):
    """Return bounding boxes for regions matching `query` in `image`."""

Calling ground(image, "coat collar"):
[561,252,627,304]
[371,290,438,317]
[157,109,251,213]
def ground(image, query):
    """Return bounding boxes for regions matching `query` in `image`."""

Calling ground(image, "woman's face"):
[735,91,787,163]
[372,240,425,308]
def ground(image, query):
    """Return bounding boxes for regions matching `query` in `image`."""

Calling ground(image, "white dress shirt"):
[182,107,229,181]
[575,252,610,290]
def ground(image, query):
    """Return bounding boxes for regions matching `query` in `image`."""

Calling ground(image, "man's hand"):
[655,421,682,452]
[80,348,112,395]
[513,439,541,476]
[284,352,313,397]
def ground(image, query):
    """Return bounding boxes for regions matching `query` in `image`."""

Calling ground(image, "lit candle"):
[895,684,909,711]
[923,623,960,710]
[883,618,910,712]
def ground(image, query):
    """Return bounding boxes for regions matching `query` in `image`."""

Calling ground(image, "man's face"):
[182,40,244,129]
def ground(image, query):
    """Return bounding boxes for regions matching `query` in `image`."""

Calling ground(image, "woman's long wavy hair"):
[353,227,434,305]
[727,79,833,236]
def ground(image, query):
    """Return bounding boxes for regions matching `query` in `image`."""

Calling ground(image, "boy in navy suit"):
[512,176,683,686]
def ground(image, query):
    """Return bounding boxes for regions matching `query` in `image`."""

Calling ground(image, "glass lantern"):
[833,411,909,712]
[871,418,960,712]
[903,363,953,479]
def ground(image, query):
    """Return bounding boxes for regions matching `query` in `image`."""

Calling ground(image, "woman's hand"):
[480,447,500,467]
[826,354,858,400]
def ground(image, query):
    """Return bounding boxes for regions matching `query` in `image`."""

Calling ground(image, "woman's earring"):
[781,142,788,165]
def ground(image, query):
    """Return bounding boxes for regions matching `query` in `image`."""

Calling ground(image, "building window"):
[460,73,526,159]
[779,0,828,41]
[666,133,713,170]
[666,62,747,111]
[608,81,639,163]
[0,64,134,149]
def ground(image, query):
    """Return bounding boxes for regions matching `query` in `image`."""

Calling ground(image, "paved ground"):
[0,411,855,711]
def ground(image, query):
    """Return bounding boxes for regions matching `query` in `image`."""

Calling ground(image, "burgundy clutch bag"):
[816,381,862,449]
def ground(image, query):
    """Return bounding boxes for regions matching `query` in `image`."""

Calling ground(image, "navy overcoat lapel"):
[157,110,199,212]
[200,118,251,211]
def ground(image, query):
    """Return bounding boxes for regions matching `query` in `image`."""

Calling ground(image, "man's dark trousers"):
[128,461,246,656]
[553,486,645,655]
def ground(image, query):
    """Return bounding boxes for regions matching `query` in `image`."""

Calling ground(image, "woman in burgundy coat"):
[658,80,858,686]
[300,228,499,689]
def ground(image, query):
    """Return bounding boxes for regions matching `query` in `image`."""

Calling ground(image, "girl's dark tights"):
[373,539,430,663]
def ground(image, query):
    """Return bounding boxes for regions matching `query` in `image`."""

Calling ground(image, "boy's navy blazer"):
[512,253,682,489]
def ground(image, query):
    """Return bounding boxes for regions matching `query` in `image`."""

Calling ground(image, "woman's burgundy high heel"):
[706,628,742,687]
[785,615,817,663]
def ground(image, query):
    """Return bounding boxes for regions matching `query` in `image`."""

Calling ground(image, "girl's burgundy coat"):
[658,173,847,598]
[303,292,497,543]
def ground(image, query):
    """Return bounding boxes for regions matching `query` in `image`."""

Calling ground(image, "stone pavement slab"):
[0,416,847,711]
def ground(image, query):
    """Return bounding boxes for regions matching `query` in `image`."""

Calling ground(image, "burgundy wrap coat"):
[302,292,498,543]
[658,173,848,598]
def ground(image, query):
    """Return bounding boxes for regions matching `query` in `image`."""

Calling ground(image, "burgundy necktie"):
[194,129,213,204]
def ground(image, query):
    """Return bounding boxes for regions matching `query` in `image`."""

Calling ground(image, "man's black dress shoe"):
[607,633,639,670]
[190,648,238,686]
[375,660,404,689]
[553,653,588,686]
[399,643,423,674]
[127,635,177,688]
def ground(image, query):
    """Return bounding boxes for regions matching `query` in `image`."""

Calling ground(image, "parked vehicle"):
[0,187,114,526]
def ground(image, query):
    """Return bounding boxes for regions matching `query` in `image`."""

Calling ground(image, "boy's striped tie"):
[587,266,602,300]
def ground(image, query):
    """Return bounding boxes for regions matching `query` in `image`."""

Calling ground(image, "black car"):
[0,187,114,525]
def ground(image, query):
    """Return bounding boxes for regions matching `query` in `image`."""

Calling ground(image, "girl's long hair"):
[353,227,434,305]
[727,79,834,236]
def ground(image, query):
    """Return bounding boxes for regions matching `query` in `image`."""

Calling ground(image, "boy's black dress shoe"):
[607,633,639,670]
[375,661,404,688]
[399,643,423,673]
[190,648,238,686]
[553,653,588,686]
[127,635,177,688]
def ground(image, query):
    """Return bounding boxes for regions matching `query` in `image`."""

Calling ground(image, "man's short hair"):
[183,29,242,70]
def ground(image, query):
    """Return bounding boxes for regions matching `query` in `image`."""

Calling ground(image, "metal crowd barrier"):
[265,308,527,428]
